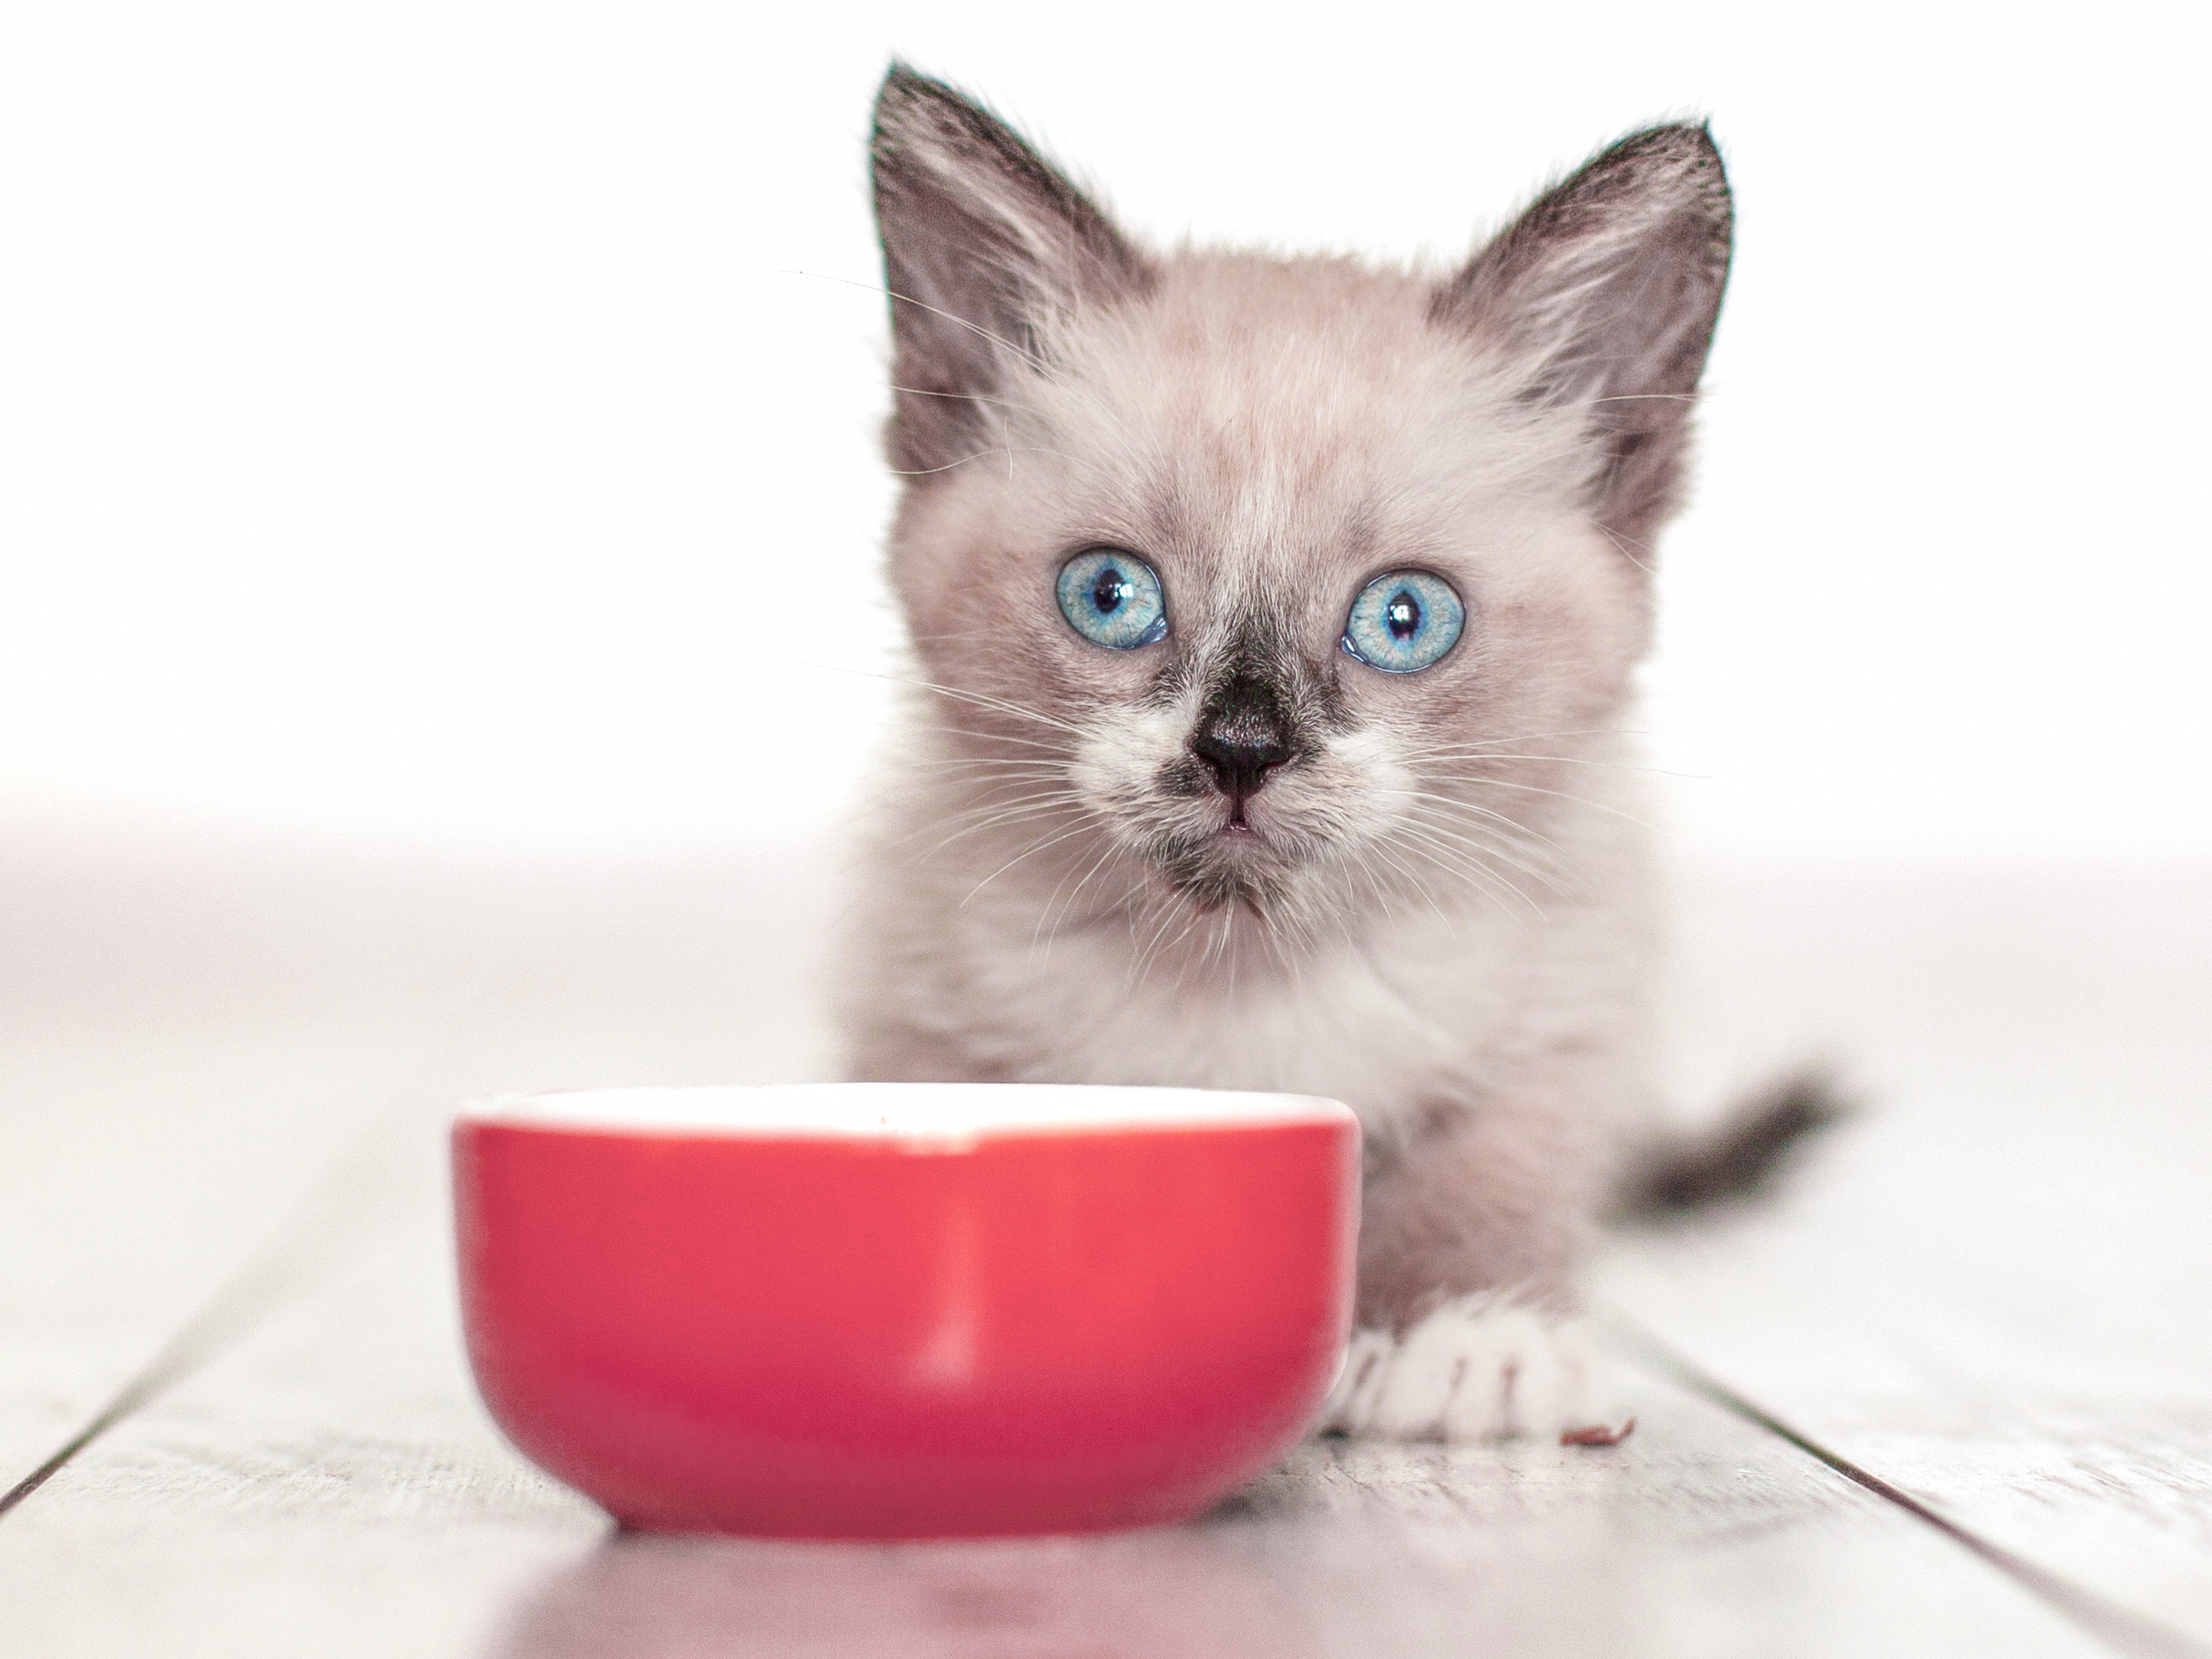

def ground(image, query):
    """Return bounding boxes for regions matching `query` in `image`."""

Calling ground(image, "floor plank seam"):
[1608,1317,2212,1659]
[0,1113,413,1525]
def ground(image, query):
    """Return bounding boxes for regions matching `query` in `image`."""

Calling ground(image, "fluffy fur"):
[839,65,1736,1440]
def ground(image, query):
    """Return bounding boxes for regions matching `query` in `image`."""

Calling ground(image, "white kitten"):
[838,65,1820,1441]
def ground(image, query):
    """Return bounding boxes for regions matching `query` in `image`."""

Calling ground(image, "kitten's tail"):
[1611,1069,1851,1221]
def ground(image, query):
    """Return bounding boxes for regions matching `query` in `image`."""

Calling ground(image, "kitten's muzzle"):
[1190,677,1296,808]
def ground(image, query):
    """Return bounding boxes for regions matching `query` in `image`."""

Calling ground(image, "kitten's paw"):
[1320,1296,1602,1442]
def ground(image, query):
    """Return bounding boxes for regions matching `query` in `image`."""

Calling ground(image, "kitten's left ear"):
[1433,125,1734,547]
[870,64,1154,476]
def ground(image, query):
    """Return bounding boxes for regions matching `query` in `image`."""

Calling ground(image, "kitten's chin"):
[1147,825,1300,916]
[1169,870,1277,916]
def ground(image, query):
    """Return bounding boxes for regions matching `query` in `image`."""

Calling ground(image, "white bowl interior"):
[459,1082,1354,1142]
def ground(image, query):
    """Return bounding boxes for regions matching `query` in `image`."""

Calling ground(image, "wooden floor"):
[3,837,2207,1657]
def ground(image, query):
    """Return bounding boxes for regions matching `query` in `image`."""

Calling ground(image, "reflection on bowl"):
[453,1084,1360,1539]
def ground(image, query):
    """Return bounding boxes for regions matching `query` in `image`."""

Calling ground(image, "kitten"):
[839,64,1812,1441]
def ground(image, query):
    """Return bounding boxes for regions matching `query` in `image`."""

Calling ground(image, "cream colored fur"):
[840,66,1732,1441]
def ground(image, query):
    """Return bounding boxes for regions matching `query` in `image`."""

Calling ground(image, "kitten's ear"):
[870,63,1153,476]
[1433,125,1733,547]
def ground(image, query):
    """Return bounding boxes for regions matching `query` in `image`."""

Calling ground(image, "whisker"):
[778,271,1161,484]
[1416,753,1699,779]
[1434,774,1654,828]
[912,794,1087,861]
[1370,786,1572,862]
[889,383,1047,418]
[780,268,1052,375]
[1398,816,1573,906]
[878,758,1071,781]
[887,443,1071,479]
[1032,836,1125,961]
[1581,509,1656,576]
[919,789,1086,834]
[1388,827,1543,923]
[959,818,1101,910]
[1404,726,1647,756]
[920,790,1086,833]
[1358,837,1453,929]
[1126,885,1192,994]
[1392,797,1574,882]
[908,729,1081,759]
[812,665,1089,742]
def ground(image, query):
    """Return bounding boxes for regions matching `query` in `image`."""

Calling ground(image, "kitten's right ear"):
[870,63,1152,476]
[1433,125,1734,548]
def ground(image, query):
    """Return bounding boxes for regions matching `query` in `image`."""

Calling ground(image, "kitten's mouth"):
[1207,806,1275,857]
[1146,809,1294,912]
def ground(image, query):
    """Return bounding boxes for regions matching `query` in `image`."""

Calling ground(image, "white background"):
[2,1,2205,866]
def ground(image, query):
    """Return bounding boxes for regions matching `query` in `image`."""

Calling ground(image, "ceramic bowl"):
[452,1083,1359,1538]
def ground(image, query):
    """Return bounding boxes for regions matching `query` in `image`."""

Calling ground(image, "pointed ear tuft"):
[1433,124,1734,546]
[870,63,1152,477]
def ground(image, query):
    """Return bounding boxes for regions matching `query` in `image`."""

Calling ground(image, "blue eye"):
[1056,549,1168,650]
[1340,570,1465,673]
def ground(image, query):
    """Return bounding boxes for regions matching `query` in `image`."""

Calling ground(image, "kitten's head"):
[869,65,1730,945]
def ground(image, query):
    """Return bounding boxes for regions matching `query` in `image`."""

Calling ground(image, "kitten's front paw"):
[1320,1295,1602,1442]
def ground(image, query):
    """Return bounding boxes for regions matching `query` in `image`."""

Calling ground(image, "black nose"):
[1191,677,1295,801]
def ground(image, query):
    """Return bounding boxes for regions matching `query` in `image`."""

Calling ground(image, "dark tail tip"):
[1615,1069,1853,1221]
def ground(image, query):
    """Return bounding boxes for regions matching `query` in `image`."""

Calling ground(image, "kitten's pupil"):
[1092,566,1130,616]
[1386,591,1422,639]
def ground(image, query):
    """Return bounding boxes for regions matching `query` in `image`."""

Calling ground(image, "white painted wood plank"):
[0,1120,2105,1658]
[0,834,838,1495]
[1606,862,2212,1646]
[0,1020,425,1491]
[7,842,2196,1652]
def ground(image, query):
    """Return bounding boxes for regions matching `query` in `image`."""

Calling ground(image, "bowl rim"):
[456,1082,1357,1143]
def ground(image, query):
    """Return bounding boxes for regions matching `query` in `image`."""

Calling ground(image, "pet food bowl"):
[452,1084,1360,1539]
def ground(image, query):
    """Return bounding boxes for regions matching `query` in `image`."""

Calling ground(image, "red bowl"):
[452,1084,1360,1539]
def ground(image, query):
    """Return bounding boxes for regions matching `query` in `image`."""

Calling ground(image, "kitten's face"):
[869,67,1730,945]
[891,257,1649,934]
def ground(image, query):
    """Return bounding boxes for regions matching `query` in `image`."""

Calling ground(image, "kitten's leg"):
[1325,1105,1613,1442]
